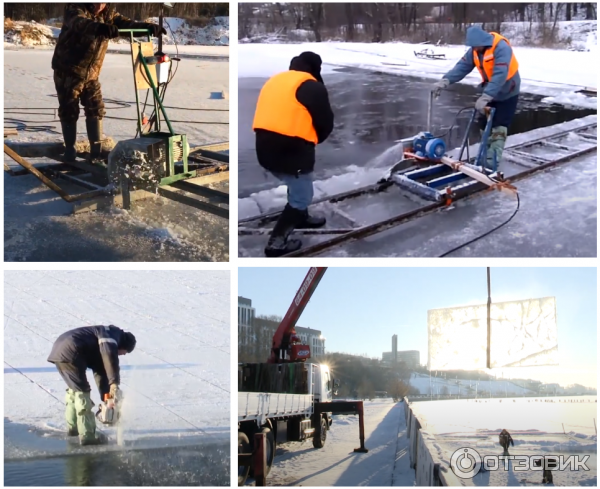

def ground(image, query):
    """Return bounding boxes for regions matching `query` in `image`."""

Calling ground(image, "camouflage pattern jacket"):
[52,4,144,80]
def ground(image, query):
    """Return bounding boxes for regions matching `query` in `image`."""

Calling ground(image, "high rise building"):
[238,296,255,347]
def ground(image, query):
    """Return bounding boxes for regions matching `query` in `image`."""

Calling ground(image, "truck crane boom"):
[268,267,327,364]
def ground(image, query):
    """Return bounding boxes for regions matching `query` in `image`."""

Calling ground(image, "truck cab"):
[311,363,333,403]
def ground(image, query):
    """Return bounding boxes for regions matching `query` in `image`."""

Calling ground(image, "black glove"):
[146,23,167,38]
[96,23,120,39]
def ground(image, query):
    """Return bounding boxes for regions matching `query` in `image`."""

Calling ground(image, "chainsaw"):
[96,389,123,425]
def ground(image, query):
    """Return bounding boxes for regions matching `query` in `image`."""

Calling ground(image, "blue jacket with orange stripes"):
[443,26,521,101]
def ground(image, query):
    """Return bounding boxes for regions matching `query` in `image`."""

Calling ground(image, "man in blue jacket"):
[433,26,520,170]
[47,325,136,445]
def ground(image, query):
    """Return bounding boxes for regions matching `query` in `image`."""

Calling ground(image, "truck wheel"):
[238,432,251,486]
[261,426,276,474]
[249,426,276,477]
[313,416,327,449]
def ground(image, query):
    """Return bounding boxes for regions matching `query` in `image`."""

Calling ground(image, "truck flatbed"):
[238,392,314,426]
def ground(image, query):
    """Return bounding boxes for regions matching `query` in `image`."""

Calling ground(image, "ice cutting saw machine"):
[96,389,122,426]
[382,91,517,203]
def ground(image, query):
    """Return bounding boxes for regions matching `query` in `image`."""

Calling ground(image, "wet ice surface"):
[4,423,229,486]
[238,115,597,257]
[4,270,230,485]
[4,49,229,262]
[238,69,595,198]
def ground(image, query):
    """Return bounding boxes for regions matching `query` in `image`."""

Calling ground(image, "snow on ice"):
[4,270,230,456]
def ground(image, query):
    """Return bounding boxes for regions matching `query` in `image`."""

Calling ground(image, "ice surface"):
[4,48,229,261]
[4,270,230,458]
[408,396,597,486]
[239,116,597,257]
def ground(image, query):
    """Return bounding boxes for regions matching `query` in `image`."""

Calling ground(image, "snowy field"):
[4,47,229,262]
[409,372,537,396]
[409,396,597,486]
[4,271,230,456]
[238,41,597,107]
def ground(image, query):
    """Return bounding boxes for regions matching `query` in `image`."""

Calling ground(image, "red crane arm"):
[268,267,327,363]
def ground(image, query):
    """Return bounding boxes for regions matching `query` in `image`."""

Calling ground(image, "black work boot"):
[296,210,326,229]
[60,120,78,162]
[264,204,303,257]
[85,118,103,160]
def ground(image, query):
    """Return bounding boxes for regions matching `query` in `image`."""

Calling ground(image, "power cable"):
[438,192,520,257]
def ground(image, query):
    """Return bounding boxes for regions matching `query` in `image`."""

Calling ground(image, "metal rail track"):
[239,122,597,257]
[5,142,229,217]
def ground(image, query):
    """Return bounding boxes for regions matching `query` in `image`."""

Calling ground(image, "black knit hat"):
[289,51,323,83]
[120,332,136,353]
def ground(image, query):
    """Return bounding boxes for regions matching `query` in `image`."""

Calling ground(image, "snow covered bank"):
[243,20,597,51]
[149,16,229,46]
[238,41,597,106]
[4,270,230,455]
[3,19,60,46]
[3,16,229,47]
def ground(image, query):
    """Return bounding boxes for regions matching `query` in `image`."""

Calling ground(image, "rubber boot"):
[296,210,326,229]
[85,118,103,160]
[264,204,303,257]
[81,431,108,446]
[485,126,507,171]
[74,391,106,446]
[65,389,78,436]
[60,120,77,162]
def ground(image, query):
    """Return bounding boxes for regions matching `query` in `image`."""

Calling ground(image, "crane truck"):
[238,267,368,486]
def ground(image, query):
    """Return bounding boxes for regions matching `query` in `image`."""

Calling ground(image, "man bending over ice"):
[47,325,136,445]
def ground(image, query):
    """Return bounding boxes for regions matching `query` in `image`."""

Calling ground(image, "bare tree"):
[307,3,324,42]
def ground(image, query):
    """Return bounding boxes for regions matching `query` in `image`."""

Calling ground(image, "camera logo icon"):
[450,447,482,478]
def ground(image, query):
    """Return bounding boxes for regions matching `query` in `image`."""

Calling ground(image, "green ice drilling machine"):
[108,3,199,189]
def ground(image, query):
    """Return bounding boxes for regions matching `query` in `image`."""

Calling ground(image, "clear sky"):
[239,267,597,389]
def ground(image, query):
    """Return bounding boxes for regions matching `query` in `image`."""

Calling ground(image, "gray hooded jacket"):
[444,26,520,101]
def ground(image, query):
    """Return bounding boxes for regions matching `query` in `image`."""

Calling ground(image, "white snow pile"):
[3,18,60,46]
[3,16,229,47]
[495,20,597,51]
[150,16,229,46]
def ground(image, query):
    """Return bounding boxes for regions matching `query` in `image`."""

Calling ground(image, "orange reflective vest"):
[473,32,519,83]
[253,71,319,145]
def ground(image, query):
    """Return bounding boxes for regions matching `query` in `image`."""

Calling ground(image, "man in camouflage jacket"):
[52,4,166,161]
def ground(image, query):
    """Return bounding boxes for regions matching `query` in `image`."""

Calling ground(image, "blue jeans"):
[271,172,314,211]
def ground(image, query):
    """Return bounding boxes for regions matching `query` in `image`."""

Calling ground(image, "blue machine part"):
[412,132,446,160]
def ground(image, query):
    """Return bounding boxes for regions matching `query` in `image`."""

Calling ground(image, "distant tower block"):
[392,334,398,364]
